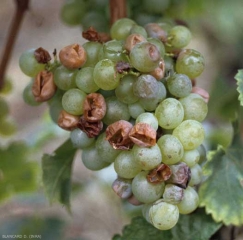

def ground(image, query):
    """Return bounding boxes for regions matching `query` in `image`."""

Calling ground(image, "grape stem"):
[109,0,127,26]
[0,0,29,90]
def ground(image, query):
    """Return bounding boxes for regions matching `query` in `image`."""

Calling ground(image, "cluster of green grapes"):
[0,79,16,137]
[19,18,208,230]
[61,0,172,32]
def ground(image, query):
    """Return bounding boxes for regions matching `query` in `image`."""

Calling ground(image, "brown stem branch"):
[0,0,29,90]
[109,0,127,26]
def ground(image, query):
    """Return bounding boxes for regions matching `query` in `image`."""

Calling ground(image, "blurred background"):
[0,0,242,239]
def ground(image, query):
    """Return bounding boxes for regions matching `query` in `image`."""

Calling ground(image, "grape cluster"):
[19,18,208,230]
[60,0,172,32]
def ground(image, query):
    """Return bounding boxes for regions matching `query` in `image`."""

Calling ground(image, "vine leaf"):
[113,208,221,240]
[199,121,243,226]
[0,141,38,202]
[42,139,77,212]
[235,69,243,106]
[112,216,172,240]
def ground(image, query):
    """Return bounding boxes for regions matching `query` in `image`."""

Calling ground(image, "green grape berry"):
[22,81,41,107]
[93,59,121,90]
[110,18,136,40]
[62,88,86,115]
[132,171,165,204]
[176,49,205,79]
[130,42,160,72]
[167,25,192,49]
[19,49,45,77]
[149,200,179,230]
[173,120,205,150]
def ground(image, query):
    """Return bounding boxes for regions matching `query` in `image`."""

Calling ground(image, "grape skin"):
[173,120,205,150]
[132,171,165,204]
[149,200,179,230]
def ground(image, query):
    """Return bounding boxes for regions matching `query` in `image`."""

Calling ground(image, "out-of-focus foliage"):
[42,139,77,212]
[0,142,38,202]
[235,70,243,106]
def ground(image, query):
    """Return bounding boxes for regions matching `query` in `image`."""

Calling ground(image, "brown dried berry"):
[83,93,106,122]
[82,27,100,42]
[57,110,79,131]
[98,32,111,43]
[82,26,110,43]
[32,70,57,102]
[124,33,147,53]
[147,163,172,183]
[34,47,51,64]
[106,120,134,150]
[59,44,87,69]
[167,162,191,189]
[77,116,103,138]
[129,122,156,147]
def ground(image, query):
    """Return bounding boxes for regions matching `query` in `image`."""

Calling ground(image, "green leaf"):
[0,216,64,240]
[42,139,77,211]
[113,216,173,240]
[199,123,243,226]
[208,76,239,120]
[113,208,221,240]
[0,142,38,202]
[171,208,222,240]
[235,69,243,106]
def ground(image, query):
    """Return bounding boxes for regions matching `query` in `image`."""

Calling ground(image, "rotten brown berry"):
[83,93,106,122]
[59,44,87,69]
[57,110,79,131]
[129,122,156,147]
[106,120,134,150]
[124,33,147,53]
[166,162,191,189]
[147,163,172,183]
[34,47,51,64]
[77,116,103,138]
[32,70,57,102]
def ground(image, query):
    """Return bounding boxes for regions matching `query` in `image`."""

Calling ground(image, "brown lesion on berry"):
[32,70,57,102]
[149,59,165,80]
[57,110,79,131]
[77,116,103,138]
[144,23,167,43]
[116,61,131,74]
[147,163,172,184]
[167,162,191,189]
[129,122,156,147]
[83,93,106,122]
[82,26,111,43]
[124,33,147,53]
[106,120,134,150]
[34,47,51,64]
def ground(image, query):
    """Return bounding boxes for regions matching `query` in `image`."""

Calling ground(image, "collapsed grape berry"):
[19,17,208,231]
